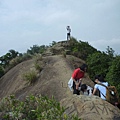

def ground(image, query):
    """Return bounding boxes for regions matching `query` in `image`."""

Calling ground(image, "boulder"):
[60,95,120,120]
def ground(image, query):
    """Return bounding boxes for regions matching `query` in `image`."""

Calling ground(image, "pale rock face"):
[60,95,120,120]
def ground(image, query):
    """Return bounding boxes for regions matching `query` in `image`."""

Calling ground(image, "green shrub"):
[0,95,81,120]
[34,53,43,61]
[22,70,37,85]
[0,66,4,78]
[34,54,43,72]
[63,51,66,58]
[106,56,120,96]
[34,62,43,72]
[9,57,22,67]
[22,53,33,61]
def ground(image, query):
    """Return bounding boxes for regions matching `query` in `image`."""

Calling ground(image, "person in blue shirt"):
[92,75,108,100]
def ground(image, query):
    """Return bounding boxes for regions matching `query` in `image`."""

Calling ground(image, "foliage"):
[22,70,38,85]
[2,54,33,75]
[27,45,46,55]
[68,37,97,60]
[34,54,43,72]
[106,56,120,96]
[34,53,43,61]
[0,95,81,120]
[9,49,19,58]
[52,41,57,46]
[21,53,32,61]
[0,49,19,67]
[34,62,43,72]
[86,51,113,80]
[106,46,115,58]
[8,57,22,69]
[0,66,4,78]
[63,51,66,58]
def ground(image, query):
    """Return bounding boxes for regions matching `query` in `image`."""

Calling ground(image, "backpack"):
[97,83,119,106]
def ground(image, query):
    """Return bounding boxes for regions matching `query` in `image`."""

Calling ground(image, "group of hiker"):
[68,63,120,108]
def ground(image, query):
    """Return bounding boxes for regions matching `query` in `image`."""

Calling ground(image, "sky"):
[0,0,120,56]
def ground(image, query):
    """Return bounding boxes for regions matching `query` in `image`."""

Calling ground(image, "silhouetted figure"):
[66,26,71,40]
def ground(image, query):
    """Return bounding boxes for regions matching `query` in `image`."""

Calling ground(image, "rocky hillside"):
[0,41,120,120]
[0,54,86,100]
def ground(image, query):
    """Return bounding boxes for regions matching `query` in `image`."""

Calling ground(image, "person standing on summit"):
[66,26,71,40]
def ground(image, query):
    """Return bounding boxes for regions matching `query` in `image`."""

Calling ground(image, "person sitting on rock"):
[92,74,108,100]
[80,84,87,95]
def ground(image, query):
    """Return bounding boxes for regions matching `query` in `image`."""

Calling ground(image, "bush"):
[0,95,81,120]
[34,62,43,72]
[34,53,43,62]
[0,66,4,78]
[34,54,43,72]
[63,51,66,58]
[9,57,23,68]
[106,56,120,96]
[86,52,112,80]
[22,53,33,61]
[22,70,38,85]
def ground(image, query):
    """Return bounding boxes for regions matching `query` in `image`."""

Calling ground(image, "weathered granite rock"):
[60,95,120,120]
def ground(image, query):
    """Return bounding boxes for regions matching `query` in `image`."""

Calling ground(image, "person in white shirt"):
[92,75,108,100]
[66,26,71,40]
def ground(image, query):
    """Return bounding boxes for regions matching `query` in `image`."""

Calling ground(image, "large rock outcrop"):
[60,95,120,120]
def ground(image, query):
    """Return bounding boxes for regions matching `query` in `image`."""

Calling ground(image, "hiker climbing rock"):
[92,75,108,100]
[92,74,120,108]
[66,26,71,40]
[69,63,87,95]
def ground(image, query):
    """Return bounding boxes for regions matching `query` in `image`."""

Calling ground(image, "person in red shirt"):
[72,64,87,95]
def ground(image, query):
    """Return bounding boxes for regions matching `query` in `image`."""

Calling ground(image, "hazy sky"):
[0,0,120,56]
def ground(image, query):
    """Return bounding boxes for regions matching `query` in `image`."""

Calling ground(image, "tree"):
[9,49,18,58]
[0,53,11,67]
[68,38,97,60]
[27,45,46,55]
[86,52,112,80]
[0,50,19,68]
[27,45,40,55]
[106,46,115,57]
[106,55,120,96]
[51,41,57,46]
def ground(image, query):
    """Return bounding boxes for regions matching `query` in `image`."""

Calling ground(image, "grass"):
[22,70,38,85]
